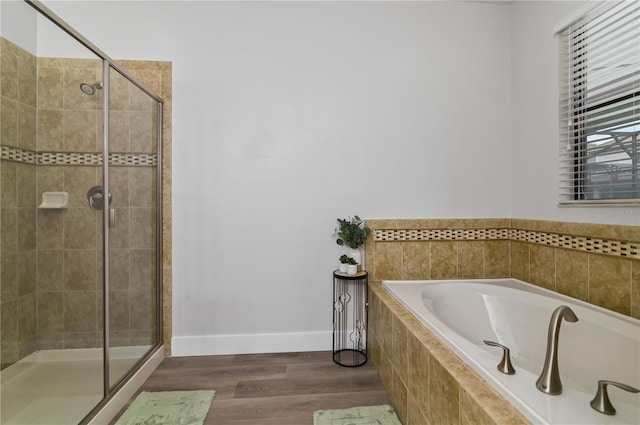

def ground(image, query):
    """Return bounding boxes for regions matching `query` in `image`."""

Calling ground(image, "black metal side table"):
[332,270,368,367]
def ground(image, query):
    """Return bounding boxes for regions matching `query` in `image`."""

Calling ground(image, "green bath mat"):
[313,404,402,425]
[115,390,215,425]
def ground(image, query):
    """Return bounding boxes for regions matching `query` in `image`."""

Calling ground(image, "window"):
[559,1,640,204]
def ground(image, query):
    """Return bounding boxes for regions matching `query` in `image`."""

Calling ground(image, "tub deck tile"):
[369,281,531,425]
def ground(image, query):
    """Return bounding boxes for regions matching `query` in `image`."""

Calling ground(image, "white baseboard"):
[171,331,333,356]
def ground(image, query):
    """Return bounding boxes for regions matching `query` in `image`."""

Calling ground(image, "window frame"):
[558,1,640,205]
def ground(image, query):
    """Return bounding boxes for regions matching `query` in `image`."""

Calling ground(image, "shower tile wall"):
[119,59,172,355]
[0,36,160,369]
[0,37,38,369]
[36,57,158,351]
[36,57,103,351]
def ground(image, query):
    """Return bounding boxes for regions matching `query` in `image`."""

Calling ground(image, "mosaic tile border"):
[1,145,37,164]
[374,228,640,259]
[375,228,511,241]
[1,145,156,166]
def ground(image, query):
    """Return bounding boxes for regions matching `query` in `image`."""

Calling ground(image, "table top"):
[333,270,368,279]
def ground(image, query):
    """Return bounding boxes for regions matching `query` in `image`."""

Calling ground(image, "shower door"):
[0,4,107,423]
[104,65,161,390]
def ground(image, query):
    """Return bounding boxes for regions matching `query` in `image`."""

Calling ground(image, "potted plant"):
[334,215,371,249]
[338,254,350,273]
[333,215,371,265]
[345,256,359,275]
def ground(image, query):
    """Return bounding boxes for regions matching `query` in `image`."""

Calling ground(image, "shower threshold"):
[0,345,150,425]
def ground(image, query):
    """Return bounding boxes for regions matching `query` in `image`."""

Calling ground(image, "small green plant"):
[333,215,371,249]
[339,255,358,265]
[339,254,350,264]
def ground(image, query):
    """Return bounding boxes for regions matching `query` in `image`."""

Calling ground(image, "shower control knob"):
[86,186,112,210]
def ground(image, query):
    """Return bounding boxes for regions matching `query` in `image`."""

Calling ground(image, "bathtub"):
[382,278,640,425]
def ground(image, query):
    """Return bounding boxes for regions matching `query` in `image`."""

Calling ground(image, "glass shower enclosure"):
[0,1,163,423]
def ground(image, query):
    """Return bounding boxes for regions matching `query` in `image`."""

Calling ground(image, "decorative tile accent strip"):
[511,229,640,258]
[375,228,640,259]
[39,152,102,165]
[1,145,156,166]
[375,228,511,241]
[1,145,37,164]
[109,153,157,166]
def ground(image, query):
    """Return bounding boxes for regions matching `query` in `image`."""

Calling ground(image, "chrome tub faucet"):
[590,380,640,415]
[535,305,579,395]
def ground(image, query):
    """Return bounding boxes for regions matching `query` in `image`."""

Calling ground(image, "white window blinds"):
[558,1,640,204]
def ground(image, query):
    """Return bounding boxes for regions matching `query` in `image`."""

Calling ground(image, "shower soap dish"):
[38,192,69,209]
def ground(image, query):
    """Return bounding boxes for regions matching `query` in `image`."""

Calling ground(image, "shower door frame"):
[24,0,164,417]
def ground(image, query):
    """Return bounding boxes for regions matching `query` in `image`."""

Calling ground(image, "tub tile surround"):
[366,218,640,318]
[369,283,529,425]
[365,218,640,424]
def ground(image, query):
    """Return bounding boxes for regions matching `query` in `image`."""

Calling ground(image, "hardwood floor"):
[110,351,392,425]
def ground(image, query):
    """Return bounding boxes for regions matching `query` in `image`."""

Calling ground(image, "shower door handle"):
[86,186,115,228]
[109,208,116,228]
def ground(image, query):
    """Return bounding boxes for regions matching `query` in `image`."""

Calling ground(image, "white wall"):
[35,0,512,355]
[510,1,640,226]
[1,0,37,54]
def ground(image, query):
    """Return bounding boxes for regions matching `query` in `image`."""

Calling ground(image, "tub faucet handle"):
[483,340,515,375]
[590,380,640,415]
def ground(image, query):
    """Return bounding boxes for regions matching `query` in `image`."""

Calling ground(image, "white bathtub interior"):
[0,346,150,425]
[382,278,640,425]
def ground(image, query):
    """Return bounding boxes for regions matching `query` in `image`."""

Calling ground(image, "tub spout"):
[535,305,578,395]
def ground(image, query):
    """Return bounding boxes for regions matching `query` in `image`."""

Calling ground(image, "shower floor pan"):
[0,346,150,425]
